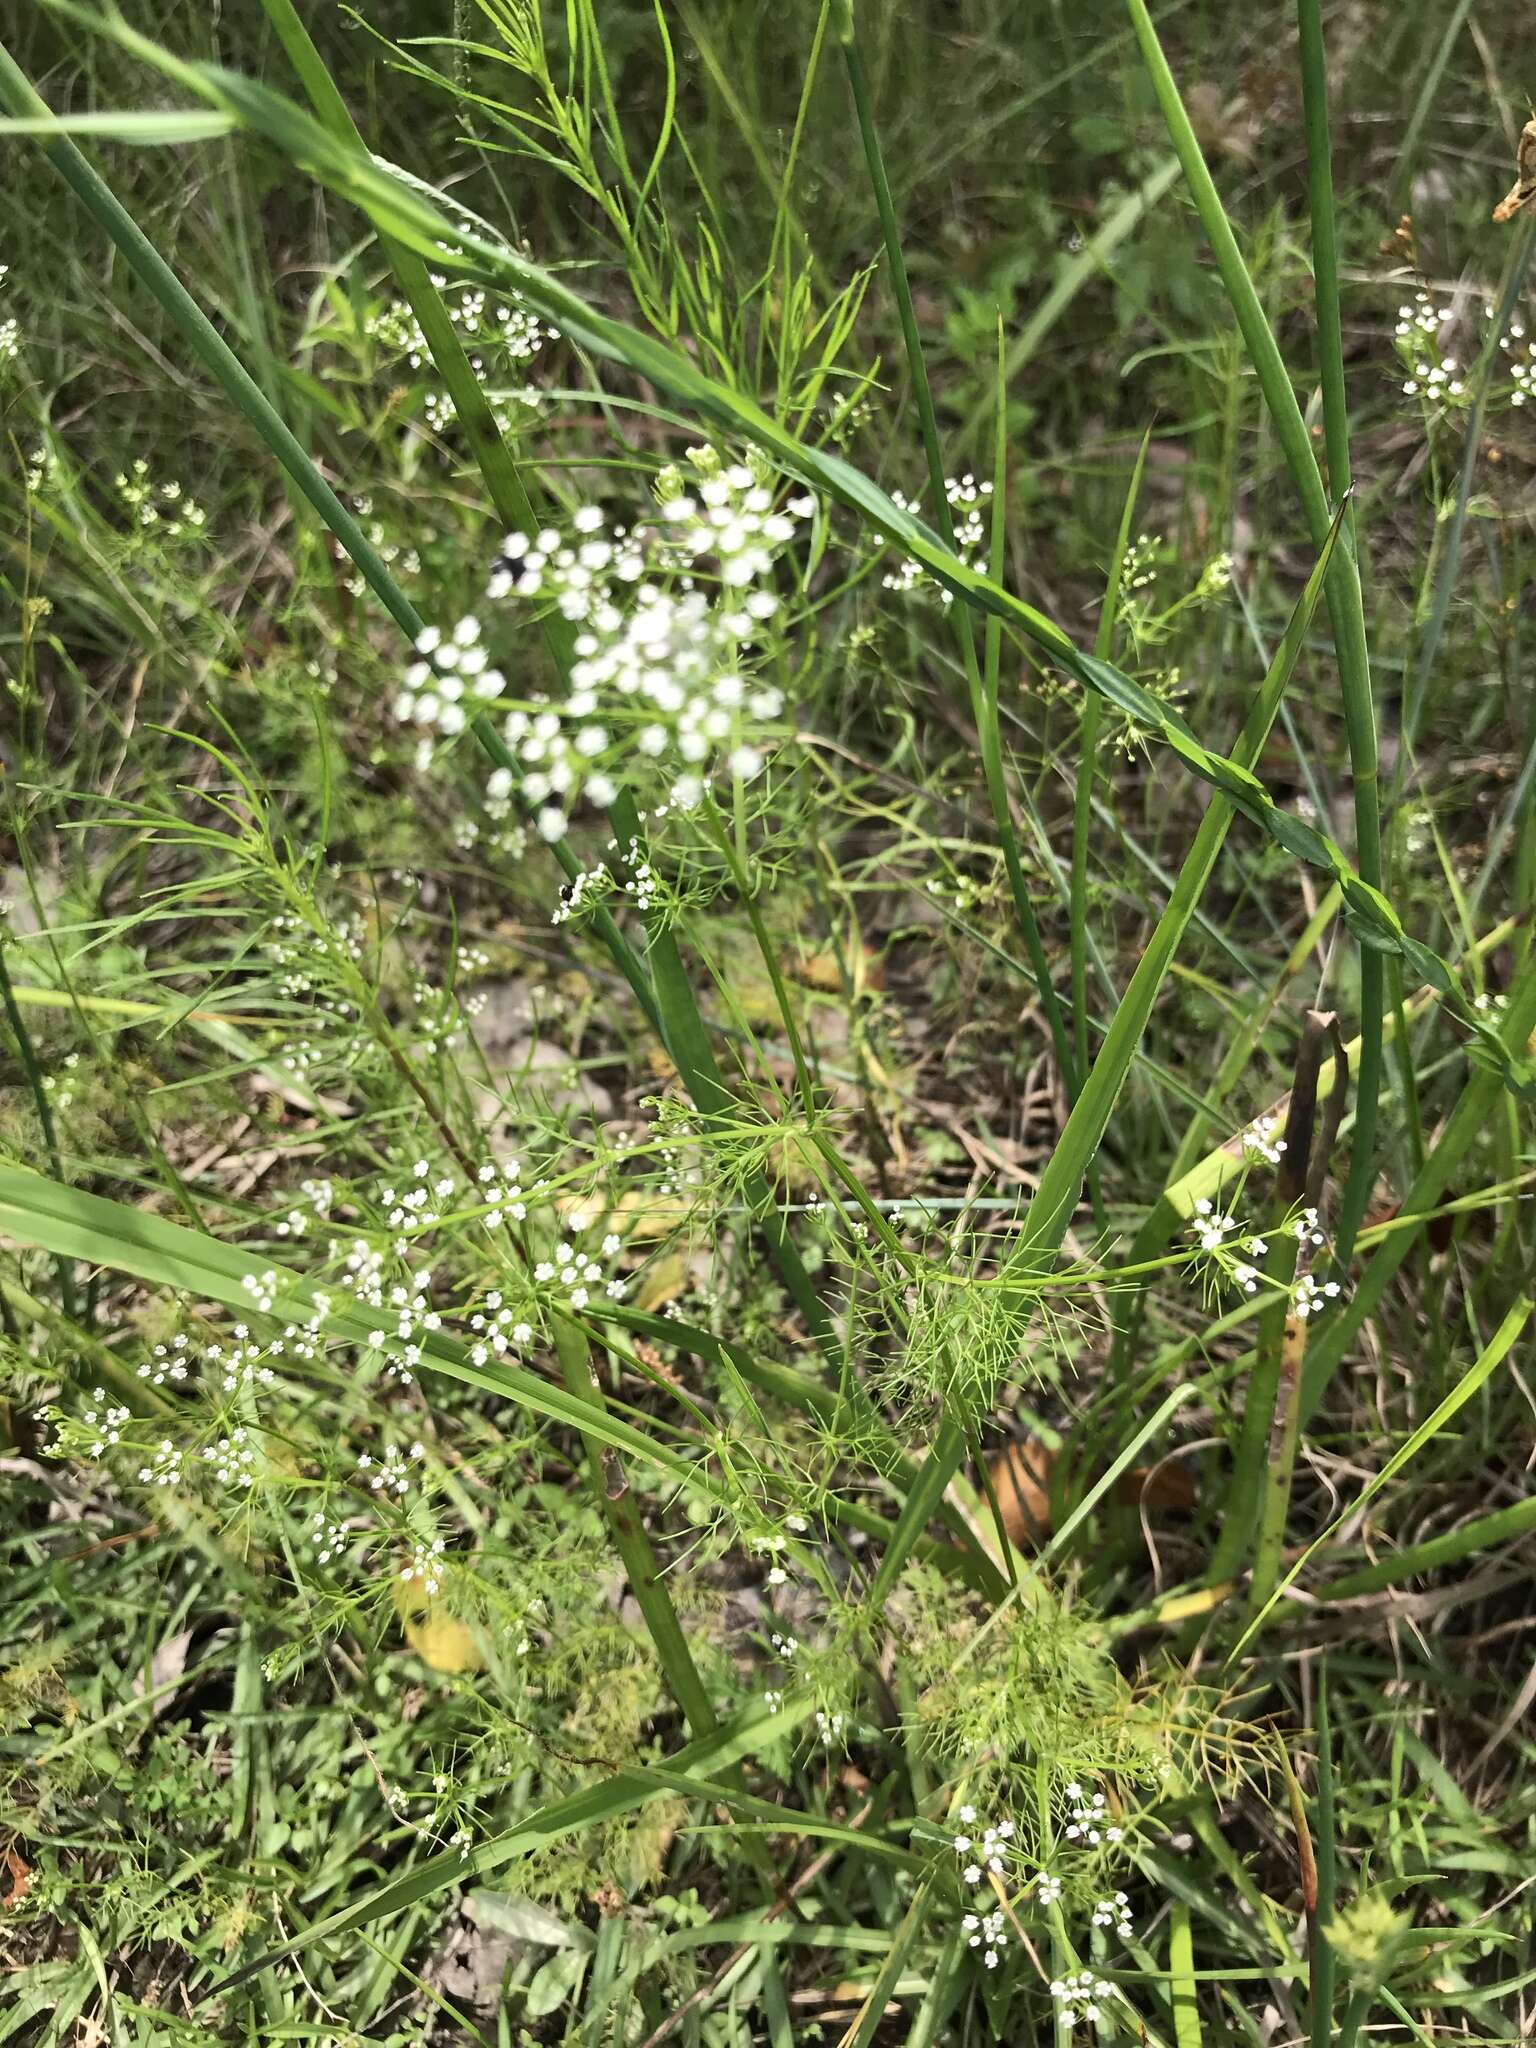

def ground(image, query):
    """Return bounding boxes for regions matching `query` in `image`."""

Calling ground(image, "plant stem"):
[1126,0,1383,1266]
[0,932,77,1319]
[1309,1664,1337,2048]
[551,1320,717,1734]
[839,21,1080,1104]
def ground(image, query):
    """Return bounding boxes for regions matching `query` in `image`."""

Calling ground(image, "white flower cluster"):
[953,1809,1016,1886]
[211,1329,279,1395]
[879,474,992,603]
[201,1429,256,1489]
[1502,319,1536,405]
[1395,294,1464,401]
[398,450,808,837]
[1292,1271,1342,1318]
[367,284,547,435]
[532,1233,626,1311]
[358,1442,425,1497]
[1052,1972,1115,2028]
[962,1907,1008,1970]
[381,1160,459,1244]
[814,1709,846,1745]
[468,1290,534,1365]
[309,1509,350,1566]
[113,458,208,539]
[138,1334,192,1387]
[1064,1783,1124,1846]
[943,1788,1131,1993]
[1240,1115,1287,1167]
[476,1159,531,1227]
[553,837,660,929]
[137,1440,184,1488]
[1092,1892,1134,1941]
[493,456,803,832]
[1292,1204,1325,1248]
[1189,1200,1268,1296]
[242,1268,279,1314]
[1122,531,1159,593]
[398,616,505,737]
[275,1178,334,1239]
[1188,1200,1348,1316]
[76,1390,128,1453]
[400,1536,447,1598]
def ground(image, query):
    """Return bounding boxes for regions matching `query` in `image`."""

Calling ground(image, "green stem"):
[551,1321,716,1734]
[839,25,1079,1102]
[1309,1666,1337,2047]
[0,933,77,1319]
[1074,439,1148,1087]
[1126,0,1383,1265]
[1300,955,1536,1424]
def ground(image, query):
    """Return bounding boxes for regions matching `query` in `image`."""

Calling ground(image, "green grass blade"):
[1170,1901,1203,2048]
[1015,500,1348,1260]
[1318,1494,1536,1600]
[1309,1664,1336,2048]
[551,1321,718,1737]
[1074,432,1149,1086]
[1234,1293,1534,1655]
[1124,0,1383,1262]
[839,19,1077,1095]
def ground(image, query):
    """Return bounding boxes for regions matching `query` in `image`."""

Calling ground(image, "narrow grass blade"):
[1074,433,1149,1085]
[1124,0,1383,1261]
[551,1321,718,1737]
[1169,1901,1203,2048]
[0,939,78,1318]
[835,1875,931,2048]
[1318,1494,1536,1600]
[1233,1294,1534,1655]
[1309,1664,1336,2048]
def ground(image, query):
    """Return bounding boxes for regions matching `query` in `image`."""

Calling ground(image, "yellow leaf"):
[392,1575,484,1673]
[404,1608,485,1674]
[635,1252,690,1313]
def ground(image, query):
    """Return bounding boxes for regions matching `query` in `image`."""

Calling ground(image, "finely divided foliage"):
[1,1,1535,2043]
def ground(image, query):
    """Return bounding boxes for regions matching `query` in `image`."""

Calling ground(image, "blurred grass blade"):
[1309,1665,1336,2048]
[1170,1901,1203,2048]
[0,107,232,138]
